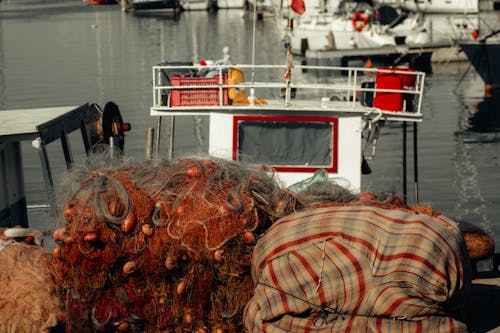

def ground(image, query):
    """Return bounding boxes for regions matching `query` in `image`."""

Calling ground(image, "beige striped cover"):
[244,205,471,332]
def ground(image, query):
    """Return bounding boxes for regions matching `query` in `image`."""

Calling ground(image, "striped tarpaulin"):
[244,205,471,332]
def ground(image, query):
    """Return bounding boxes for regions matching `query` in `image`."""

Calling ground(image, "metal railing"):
[151,63,426,116]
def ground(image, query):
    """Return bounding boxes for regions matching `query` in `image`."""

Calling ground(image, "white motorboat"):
[290,5,430,55]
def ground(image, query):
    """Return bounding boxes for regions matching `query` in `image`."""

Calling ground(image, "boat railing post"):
[417,73,425,115]
[346,68,352,102]
[352,69,358,108]
[153,67,158,109]
[219,65,223,106]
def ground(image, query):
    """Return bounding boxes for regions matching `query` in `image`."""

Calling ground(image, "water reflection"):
[467,93,500,134]
[451,92,500,237]
[457,92,500,144]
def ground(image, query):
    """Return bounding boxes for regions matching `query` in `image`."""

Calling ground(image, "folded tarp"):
[244,205,471,332]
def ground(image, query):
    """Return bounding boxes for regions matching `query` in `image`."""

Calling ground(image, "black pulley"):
[102,101,130,152]
[90,102,131,152]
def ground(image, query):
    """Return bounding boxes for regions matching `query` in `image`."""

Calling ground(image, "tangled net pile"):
[51,158,295,332]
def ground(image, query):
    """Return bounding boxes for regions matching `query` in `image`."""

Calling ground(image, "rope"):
[255,281,450,326]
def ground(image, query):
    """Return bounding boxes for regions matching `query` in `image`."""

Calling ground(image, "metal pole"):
[146,127,154,160]
[168,115,175,160]
[155,116,162,160]
[402,122,407,204]
[413,122,419,204]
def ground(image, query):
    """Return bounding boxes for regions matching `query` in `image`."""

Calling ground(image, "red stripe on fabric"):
[259,230,447,284]
[333,241,365,332]
[416,320,422,333]
[288,252,310,306]
[290,251,327,306]
[323,240,348,304]
[304,317,314,331]
[369,285,410,314]
[269,261,290,314]
[372,269,442,292]
[339,208,458,263]
[317,214,452,262]
[277,206,458,262]
[383,295,413,314]
[376,317,383,331]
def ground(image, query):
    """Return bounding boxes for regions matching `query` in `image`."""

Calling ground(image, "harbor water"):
[1,0,500,249]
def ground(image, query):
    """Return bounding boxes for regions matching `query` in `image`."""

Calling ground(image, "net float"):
[214,249,224,262]
[52,245,62,260]
[53,227,65,242]
[244,231,255,244]
[186,165,201,178]
[165,256,176,270]
[141,223,154,236]
[123,261,137,275]
[83,232,98,243]
[121,212,137,234]
[176,281,186,295]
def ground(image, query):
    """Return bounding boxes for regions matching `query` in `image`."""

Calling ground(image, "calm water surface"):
[1,0,500,248]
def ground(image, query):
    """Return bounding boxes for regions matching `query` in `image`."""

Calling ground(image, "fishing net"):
[0,231,63,333]
[51,157,295,332]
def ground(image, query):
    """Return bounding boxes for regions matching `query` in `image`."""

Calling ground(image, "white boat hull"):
[403,0,479,13]
[290,13,431,54]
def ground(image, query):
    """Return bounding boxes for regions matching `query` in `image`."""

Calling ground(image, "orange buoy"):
[485,84,493,98]
[471,29,479,40]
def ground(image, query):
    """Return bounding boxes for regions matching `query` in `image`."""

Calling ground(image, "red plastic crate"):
[169,74,229,106]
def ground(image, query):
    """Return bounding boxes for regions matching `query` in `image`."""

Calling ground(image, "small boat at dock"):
[150,61,425,189]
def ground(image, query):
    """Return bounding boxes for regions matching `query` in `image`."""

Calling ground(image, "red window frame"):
[232,115,338,173]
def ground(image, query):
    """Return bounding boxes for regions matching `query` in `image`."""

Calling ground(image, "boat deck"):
[151,99,423,122]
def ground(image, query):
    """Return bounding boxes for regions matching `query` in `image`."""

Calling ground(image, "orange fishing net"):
[51,158,294,332]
